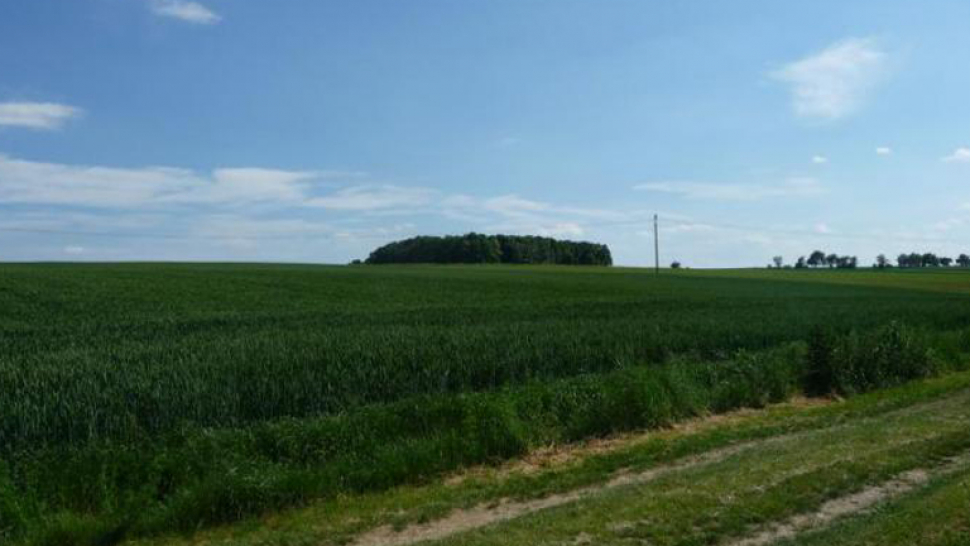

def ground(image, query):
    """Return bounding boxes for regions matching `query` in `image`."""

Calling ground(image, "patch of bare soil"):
[729,452,970,546]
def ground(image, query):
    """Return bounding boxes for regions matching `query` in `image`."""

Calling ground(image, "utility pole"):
[653,214,659,275]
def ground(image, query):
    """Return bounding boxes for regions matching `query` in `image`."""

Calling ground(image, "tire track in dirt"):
[728,452,970,546]
[348,392,969,546]
[350,440,754,546]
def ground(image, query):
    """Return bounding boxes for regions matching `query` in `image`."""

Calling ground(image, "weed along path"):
[348,387,970,546]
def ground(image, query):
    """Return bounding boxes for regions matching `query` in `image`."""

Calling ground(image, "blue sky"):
[2,0,970,266]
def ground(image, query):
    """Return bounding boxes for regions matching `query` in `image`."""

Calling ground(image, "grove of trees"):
[776,250,970,269]
[784,250,859,269]
[365,233,613,266]
[896,252,970,268]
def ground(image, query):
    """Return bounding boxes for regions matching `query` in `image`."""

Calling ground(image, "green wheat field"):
[2,264,970,545]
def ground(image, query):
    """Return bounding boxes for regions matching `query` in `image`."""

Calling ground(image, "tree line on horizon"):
[770,250,970,269]
[363,233,613,266]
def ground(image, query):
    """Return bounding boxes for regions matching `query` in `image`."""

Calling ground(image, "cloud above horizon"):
[633,178,825,201]
[771,38,887,121]
[0,153,634,252]
[942,147,970,163]
[150,0,221,25]
[0,102,82,130]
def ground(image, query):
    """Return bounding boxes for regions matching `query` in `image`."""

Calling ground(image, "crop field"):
[2,263,970,545]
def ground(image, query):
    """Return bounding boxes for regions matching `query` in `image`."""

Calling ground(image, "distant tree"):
[922,253,940,268]
[897,253,910,268]
[670,261,682,269]
[772,256,784,269]
[826,254,839,269]
[349,259,363,265]
[833,255,857,269]
[795,256,808,269]
[876,254,889,269]
[365,233,613,266]
[958,254,970,267]
[808,250,826,268]
[940,256,954,267]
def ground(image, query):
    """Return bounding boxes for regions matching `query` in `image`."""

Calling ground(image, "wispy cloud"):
[151,0,221,25]
[942,147,970,163]
[0,102,82,130]
[771,37,887,121]
[307,185,437,211]
[0,153,652,261]
[0,155,344,208]
[876,146,892,156]
[812,155,828,164]
[633,178,825,201]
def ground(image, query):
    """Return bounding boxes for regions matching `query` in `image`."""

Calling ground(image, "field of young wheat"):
[2,264,969,545]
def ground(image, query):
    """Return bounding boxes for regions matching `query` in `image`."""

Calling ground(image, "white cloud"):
[814,223,832,234]
[481,194,624,221]
[771,38,886,121]
[0,154,345,208]
[931,218,964,232]
[0,102,82,130]
[633,178,825,201]
[812,155,828,164]
[942,147,970,163]
[0,153,654,260]
[536,222,584,238]
[63,245,85,255]
[876,146,892,156]
[307,185,436,211]
[202,168,318,203]
[151,0,221,25]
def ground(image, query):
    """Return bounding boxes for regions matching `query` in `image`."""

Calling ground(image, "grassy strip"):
[779,465,970,546]
[127,370,970,546]
[429,391,970,545]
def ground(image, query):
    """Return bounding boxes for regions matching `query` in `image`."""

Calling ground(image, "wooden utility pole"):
[654,214,659,275]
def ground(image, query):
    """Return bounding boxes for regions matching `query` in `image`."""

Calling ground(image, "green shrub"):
[806,322,938,396]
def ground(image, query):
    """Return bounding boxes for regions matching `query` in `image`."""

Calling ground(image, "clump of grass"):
[805,322,947,396]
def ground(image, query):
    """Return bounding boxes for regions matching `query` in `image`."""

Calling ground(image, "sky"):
[2,0,970,267]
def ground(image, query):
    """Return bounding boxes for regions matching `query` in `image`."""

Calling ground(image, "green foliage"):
[0,463,27,541]
[805,326,836,396]
[805,322,942,396]
[364,233,613,265]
